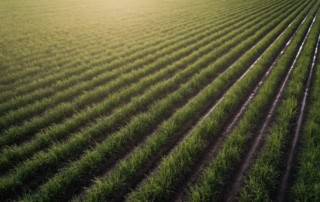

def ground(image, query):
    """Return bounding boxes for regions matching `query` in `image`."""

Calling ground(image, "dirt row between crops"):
[172,4,315,202]
[225,6,318,201]
[275,19,320,202]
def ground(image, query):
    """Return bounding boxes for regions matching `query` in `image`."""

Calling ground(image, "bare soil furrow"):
[276,26,320,202]
[172,5,314,201]
[224,7,319,202]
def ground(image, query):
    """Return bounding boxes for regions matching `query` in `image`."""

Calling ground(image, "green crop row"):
[0,0,289,172]
[240,8,320,202]
[0,3,228,95]
[83,3,312,201]
[184,2,319,202]
[122,1,315,201]
[0,4,248,112]
[291,21,320,202]
[18,0,306,201]
[0,0,279,133]
[0,0,259,95]
[0,0,245,77]
[0,0,284,168]
[0,0,299,200]
[0,0,275,114]
[0,0,210,77]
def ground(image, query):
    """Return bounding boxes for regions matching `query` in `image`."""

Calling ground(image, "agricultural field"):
[0,0,320,201]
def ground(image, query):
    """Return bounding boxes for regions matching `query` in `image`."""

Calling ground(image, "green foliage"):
[240,6,320,201]
[0,0,318,201]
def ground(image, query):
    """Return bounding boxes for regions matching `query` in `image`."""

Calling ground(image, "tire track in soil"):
[276,23,320,202]
[224,7,319,202]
